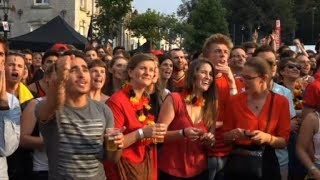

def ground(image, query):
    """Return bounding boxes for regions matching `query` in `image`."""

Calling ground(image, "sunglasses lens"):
[287,64,300,70]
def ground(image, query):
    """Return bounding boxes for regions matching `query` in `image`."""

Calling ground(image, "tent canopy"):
[9,16,88,51]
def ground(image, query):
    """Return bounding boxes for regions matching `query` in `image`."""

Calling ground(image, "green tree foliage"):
[128,9,182,49]
[96,0,132,38]
[224,0,296,44]
[294,0,320,43]
[128,9,163,42]
[178,0,229,52]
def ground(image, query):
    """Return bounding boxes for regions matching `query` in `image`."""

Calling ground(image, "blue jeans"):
[208,156,227,180]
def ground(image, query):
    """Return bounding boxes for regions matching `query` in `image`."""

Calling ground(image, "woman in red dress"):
[157,59,217,179]
[104,54,167,180]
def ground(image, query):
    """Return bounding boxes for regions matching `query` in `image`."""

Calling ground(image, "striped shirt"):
[38,99,114,180]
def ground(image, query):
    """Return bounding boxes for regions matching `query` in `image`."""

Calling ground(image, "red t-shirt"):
[171,75,186,92]
[223,92,291,145]
[104,90,157,180]
[158,93,208,178]
[303,79,320,109]
[208,74,238,157]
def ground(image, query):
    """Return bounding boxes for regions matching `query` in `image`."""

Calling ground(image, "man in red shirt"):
[303,65,320,118]
[169,48,187,92]
[202,33,237,180]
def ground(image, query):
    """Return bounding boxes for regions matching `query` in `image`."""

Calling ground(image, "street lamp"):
[2,0,10,39]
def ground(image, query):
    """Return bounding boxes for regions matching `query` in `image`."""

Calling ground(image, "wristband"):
[182,128,186,137]
[179,129,183,136]
[138,129,144,139]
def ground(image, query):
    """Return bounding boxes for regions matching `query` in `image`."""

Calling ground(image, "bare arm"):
[302,106,315,122]
[296,113,320,178]
[157,95,183,142]
[20,99,44,150]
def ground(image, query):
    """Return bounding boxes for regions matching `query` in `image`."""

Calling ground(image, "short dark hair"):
[242,41,258,51]
[62,50,86,62]
[88,60,107,70]
[277,45,290,54]
[113,46,125,55]
[84,47,97,54]
[42,50,60,64]
[253,45,275,57]
[280,50,296,60]
[231,46,246,53]
[158,54,173,65]
[168,48,183,58]
[22,49,33,55]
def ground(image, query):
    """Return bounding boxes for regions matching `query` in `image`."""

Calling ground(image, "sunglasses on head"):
[286,64,301,70]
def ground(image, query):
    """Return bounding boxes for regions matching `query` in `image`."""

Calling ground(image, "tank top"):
[158,93,208,178]
[314,111,320,166]
[35,81,46,97]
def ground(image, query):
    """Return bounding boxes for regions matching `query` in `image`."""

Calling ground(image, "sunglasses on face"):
[285,64,301,70]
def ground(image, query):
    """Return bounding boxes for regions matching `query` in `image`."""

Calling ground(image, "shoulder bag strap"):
[265,91,275,133]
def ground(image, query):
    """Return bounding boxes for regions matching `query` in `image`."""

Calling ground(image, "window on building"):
[34,0,49,5]
[79,20,86,36]
[80,0,86,10]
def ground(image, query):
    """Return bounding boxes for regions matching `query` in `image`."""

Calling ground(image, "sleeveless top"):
[158,93,208,178]
[35,81,46,97]
[313,111,320,166]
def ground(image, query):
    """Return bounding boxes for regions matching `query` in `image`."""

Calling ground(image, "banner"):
[275,20,281,50]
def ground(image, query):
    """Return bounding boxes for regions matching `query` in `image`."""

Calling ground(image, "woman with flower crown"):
[104,54,167,180]
[157,59,217,179]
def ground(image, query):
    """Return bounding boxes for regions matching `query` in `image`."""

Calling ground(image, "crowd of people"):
[1,32,320,180]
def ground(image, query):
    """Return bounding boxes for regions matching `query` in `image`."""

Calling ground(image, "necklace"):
[122,82,155,126]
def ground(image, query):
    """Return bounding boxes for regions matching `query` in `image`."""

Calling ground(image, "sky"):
[132,0,181,14]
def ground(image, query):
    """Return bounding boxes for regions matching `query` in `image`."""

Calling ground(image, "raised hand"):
[54,55,72,109]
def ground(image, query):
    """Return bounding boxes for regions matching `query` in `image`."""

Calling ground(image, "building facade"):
[1,0,97,38]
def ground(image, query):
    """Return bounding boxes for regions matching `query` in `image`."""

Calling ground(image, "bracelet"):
[138,129,144,139]
[309,165,317,171]
[179,129,183,136]
[182,128,186,137]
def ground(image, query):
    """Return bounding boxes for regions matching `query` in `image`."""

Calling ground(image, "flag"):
[87,17,93,41]
[275,20,281,50]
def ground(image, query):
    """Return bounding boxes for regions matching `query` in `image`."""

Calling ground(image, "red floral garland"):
[292,82,303,110]
[180,89,205,107]
[123,83,155,126]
